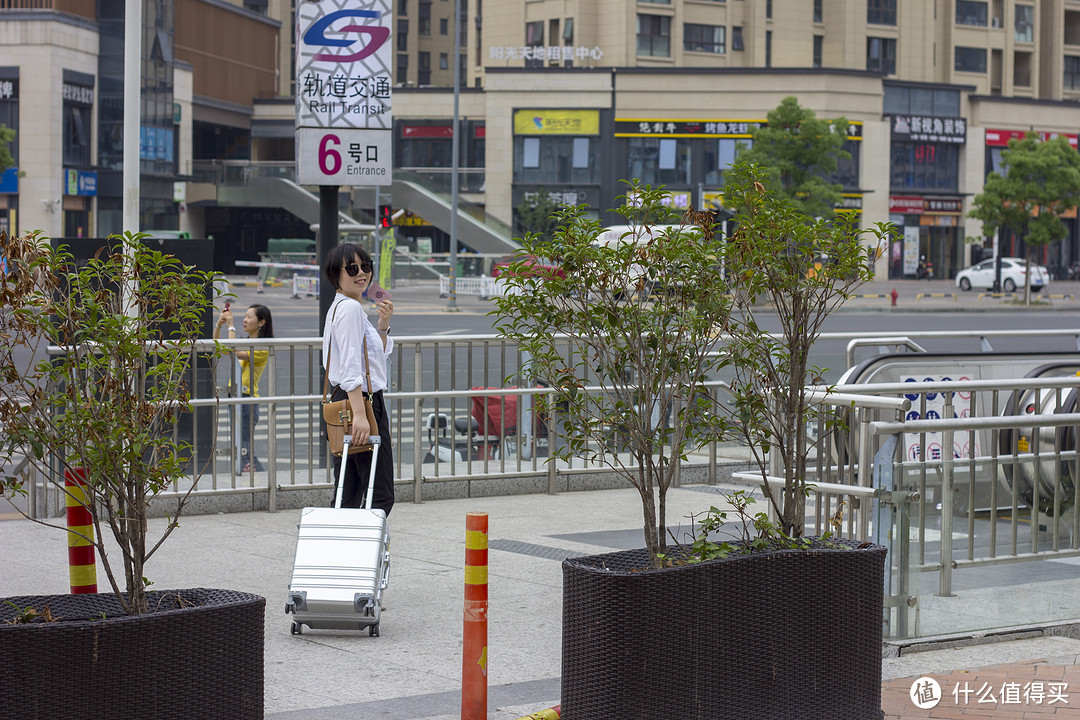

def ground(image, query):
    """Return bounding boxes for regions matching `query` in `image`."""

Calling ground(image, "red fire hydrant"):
[890,288,898,306]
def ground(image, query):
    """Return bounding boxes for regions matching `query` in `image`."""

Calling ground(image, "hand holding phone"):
[366,281,392,303]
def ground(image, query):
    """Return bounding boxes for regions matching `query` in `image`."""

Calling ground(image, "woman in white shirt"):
[321,244,395,514]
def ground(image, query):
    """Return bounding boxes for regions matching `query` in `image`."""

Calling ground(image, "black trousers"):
[330,388,395,515]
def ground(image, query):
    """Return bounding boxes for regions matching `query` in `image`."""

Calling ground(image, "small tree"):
[514,189,564,242]
[721,162,895,537]
[494,183,735,568]
[737,96,850,219]
[0,124,15,174]
[969,133,1080,303]
[0,231,224,614]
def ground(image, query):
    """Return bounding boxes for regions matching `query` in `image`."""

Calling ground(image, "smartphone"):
[366,281,392,302]
[224,300,231,312]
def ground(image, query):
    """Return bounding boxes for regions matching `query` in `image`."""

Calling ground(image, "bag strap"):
[322,298,376,403]
[363,333,372,397]
[321,300,342,404]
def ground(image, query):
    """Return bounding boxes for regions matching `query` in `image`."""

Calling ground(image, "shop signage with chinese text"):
[490,45,603,62]
[889,196,963,214]
[514,110,599,135]
[62,83,93,106]
[64,169,97,197]
[513,186,599,209]
[890,115,967,144]
[615,119,862,140]
[295,0,392,185]
[985,128,1079,148]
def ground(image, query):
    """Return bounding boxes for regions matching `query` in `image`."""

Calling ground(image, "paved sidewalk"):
[4,275,1079,717]
[883,644,1080,718]
[5,483,1080,718]
[848,277,1080,312]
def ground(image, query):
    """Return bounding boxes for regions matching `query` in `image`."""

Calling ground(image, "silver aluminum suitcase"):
[286,435,389,636]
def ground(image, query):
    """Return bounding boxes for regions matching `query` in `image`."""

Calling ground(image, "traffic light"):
[379,204,392,229]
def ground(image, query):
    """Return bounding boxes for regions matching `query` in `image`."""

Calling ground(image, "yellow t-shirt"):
[239,350,269,396]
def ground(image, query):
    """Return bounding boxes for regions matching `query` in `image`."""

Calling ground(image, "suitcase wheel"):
[290,622,303,636]
[369,623,379,638]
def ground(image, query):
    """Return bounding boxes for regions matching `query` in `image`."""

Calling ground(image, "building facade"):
[0,0,279,240]
[4,0,1080,278]
[452,0,1080,277]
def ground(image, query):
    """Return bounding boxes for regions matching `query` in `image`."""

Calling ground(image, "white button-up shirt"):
[322,293,393,393]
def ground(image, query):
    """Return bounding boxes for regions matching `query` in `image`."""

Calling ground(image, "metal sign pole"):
[296,0,394,325]
[446,0,462,312]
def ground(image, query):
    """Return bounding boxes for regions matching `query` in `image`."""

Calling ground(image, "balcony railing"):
[0,0,95,18]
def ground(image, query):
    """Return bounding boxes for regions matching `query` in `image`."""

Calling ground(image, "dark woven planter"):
[561,540,886,720]
[0,588,265,720]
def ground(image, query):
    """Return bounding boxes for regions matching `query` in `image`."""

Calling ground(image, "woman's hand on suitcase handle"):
[347,387,370,445]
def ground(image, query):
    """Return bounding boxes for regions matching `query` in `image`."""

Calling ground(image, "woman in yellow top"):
[215,303,274,474]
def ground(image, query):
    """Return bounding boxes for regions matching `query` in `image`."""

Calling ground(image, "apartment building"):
[427,0,1080,277]
[0,0,279,244]
[477,0,1074,97]
[4,0,1080,277]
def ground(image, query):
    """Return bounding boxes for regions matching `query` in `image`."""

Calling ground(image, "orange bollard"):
[64,467,97,594]
[461,512,488,720]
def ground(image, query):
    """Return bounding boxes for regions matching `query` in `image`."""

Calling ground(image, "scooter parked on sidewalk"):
[915,256,934,280]
[423,387,551,463]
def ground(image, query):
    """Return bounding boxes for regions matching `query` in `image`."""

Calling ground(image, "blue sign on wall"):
[0,166,17,194]
[65,168,98,196]
[140,126,175,162]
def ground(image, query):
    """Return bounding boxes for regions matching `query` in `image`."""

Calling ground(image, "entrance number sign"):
[295,0,393,185]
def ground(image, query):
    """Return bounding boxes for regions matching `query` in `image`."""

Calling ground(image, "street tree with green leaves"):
[514,189,564,242]
[737,96,849,219]
[0,124,15,174]
[969,133,1080,303]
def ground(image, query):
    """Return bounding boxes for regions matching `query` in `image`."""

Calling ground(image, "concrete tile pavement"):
[6,482,1080,718]
[849,277,1080,312]
[6,274,1080,717]
[883,653,1080,718]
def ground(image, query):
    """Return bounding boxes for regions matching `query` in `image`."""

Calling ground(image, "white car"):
[955,257,1050,292]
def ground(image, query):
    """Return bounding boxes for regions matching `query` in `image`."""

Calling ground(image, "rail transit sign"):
[295,0,392,185]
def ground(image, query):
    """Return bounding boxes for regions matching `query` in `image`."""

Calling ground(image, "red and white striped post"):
[461,512,488,720]
[64,467,97,594]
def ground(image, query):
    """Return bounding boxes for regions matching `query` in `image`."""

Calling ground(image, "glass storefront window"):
[0,79,17,168]
[890,142,960,191]
[826,140,861,190]
[513,136,598,184]
[703,138,751,187]
[626,137,691,186]
[63,103,92,167]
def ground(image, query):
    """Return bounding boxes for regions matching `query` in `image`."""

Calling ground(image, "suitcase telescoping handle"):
[333,434,383,510]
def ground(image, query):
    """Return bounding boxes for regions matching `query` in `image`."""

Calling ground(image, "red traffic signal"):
[379,204,392,229]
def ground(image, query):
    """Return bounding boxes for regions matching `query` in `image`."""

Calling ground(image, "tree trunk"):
[640,487,660,568]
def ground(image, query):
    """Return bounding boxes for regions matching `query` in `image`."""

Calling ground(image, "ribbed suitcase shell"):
[286,437,389,635]
[287,507,388,633]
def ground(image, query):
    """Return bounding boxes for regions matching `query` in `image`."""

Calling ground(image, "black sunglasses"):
[344,261,374,277]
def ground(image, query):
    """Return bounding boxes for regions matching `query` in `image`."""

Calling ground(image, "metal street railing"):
[19,331,1080,640]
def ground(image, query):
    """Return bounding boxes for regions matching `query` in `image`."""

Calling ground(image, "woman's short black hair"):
[248,303,274,339]
[323,243,373,291]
